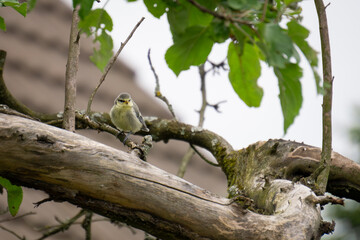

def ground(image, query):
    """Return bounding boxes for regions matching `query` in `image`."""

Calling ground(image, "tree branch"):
[0,50,58,122]
[75,114,360,202]
[238,140,360,202]
[0,225,24,240]
[310,0,333,194]
[148,49,176,119]
[82,211,93,240]
[37,210,86,240]
[146,117,234,165]
[0,114,332,240]
[177,64,210,177]
[63,6,80,132]
[190,144,219,167]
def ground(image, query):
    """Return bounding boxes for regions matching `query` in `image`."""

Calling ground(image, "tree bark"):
[0,113,334,239]
[314,0,333,194]
[63,6,80,131]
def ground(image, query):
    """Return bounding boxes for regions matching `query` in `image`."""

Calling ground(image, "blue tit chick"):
[110,92,149,143]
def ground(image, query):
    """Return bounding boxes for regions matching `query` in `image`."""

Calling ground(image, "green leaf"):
[287,20,322,93]
[27,0,37,12]
[78,8,114,72]
[259,23,299,68]
[0,177,23,216]
[97,30,113,52]
[167,5,188,39]
[229,24,253,47]
[165,26,213,76]
[77,0,95,20]
[274,63,303,133]
[90,31,113,72]
[185,0,215,27]
[209,18,229,43]
[287,20,317,67]
[0,16,5,31]
[167,0,217,40]
[144,0,167,18]
[73,0,80,8]
[0,0,18,3]
[284,0,300,5]
[0,0,18,5]
[226,0,261,10]
[2,1,27,17]
[228,42,263,107]
[78,8,113,36]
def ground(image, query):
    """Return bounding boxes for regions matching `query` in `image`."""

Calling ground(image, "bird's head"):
[115,92,133,107]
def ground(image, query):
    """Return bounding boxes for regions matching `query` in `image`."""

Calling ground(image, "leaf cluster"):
[141,0,321,133]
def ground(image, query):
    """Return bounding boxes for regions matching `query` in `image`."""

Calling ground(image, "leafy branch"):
[144,0,321,133]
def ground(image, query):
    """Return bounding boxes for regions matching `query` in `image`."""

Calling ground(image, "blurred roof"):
[0,1,227,239]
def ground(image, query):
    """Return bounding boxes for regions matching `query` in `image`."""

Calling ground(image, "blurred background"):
[0,0,359,239]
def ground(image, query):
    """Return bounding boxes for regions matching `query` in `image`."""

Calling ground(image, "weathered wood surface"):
[0,113,334,239]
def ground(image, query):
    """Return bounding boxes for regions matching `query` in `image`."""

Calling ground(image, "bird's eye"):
[118,99,125,103]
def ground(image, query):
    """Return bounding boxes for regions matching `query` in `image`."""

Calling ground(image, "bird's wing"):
[133,102,149,132]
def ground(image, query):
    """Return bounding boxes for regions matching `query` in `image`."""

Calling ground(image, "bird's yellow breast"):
[110,104,142,133]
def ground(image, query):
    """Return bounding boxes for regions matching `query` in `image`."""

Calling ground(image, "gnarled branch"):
[0,114,327,240]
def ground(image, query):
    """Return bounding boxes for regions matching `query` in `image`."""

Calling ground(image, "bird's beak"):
[124,100,129,105]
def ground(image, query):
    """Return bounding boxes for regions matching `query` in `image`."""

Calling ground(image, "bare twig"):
[305,195,344,206]
[0,225,25,240]
[309,0,333,195]
[198,65,207,127]
[0,51,58,122]
[176,148,195,178]
[206,59,228,74]
[147,49,176,119]
[177,64,220,177]
[86,17,145,116]
[190,144,219,167]
[0,211,36,223]
[33,197,53,207]
[63,6,80,132]
[36,210,86,240]
[82,211,93,240]
[0,104,37,120]
[207,100,227,113]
